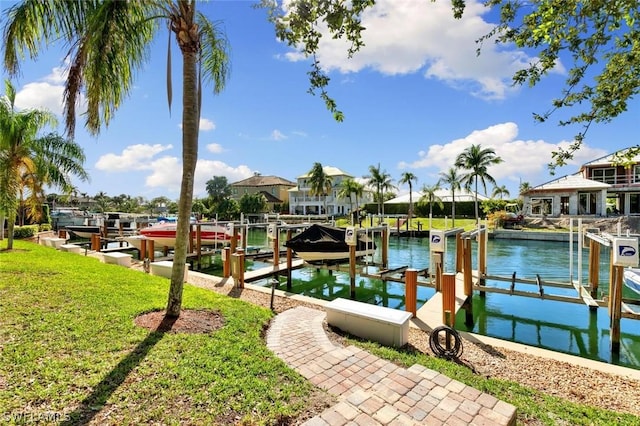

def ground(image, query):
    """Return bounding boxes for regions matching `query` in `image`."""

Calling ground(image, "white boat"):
[623,268,640,295]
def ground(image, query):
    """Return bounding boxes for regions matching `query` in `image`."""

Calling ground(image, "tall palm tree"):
[307,162,332,215]
[398,171,418,227]
[365,163,394,219]
[438,167,462,227]
[0,80,88,249]
[3,1,230,318]
[455,144,503,223]
[519,181,532,196]
[419,183,444,229]
[491,185,510,200]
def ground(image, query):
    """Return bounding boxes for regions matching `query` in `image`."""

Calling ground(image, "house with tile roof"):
[229,175,295,213]
[288,166,373,216]
[522,148,640,217]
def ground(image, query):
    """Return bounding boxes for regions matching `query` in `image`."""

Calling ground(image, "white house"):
[288,166,373,216]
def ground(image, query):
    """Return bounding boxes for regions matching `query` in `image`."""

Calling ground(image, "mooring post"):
[222,247,231,278]
[610,265,623,353]
[140,238,147,261]
[589,239,600,304]
[349,244,356,299]
[443,273,456,327]
[405,268,418,317]
[455,233,463,273]
[148,239,155,262]
[286,229,293,291]
[463,238,473,296]
[382,225,389,269]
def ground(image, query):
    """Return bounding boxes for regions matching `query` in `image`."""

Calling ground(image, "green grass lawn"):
[0,240,323,425]
[2,239,638,425]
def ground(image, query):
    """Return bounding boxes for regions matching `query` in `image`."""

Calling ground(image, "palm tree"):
[455,144,503,223]
[307,162,333,215]
[519,181,532,196]
[0,80,88,249]
[365,163,394,219]
[491,185,510,200]
[438,167,462,227]
[398,171,418,228]
[3,1,230,318]
[419,183,444,229]
[337,178,361,224]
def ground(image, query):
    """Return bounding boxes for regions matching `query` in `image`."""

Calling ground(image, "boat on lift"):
[283,223,376,264]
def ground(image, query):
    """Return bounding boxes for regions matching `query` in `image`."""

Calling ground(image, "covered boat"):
[284,224,376,264]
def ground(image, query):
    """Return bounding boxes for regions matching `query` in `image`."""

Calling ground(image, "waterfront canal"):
[222,229,640,369]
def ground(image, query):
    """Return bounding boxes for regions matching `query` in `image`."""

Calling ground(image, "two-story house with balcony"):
[288,166,373,216]
[522,148,640,217]
[229,175,295,212]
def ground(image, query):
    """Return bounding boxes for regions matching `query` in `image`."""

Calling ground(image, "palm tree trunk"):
[0,212,4,240]
[474,177,479,224]
[6,211,16,249]
[166,48,199,318]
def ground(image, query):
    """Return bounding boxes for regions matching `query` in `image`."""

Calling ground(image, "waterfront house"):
[229,175,295,212]
[288,166,373,216]
[522,148,640,217]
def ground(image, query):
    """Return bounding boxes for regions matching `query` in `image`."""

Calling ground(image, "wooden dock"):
[414,272,468,330]
[244,259,306,282]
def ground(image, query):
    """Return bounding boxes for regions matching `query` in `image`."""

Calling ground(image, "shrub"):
[13,225,39,239]
[39,223,52,232]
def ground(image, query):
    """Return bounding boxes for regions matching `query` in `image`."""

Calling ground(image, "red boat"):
[125,222,235,249]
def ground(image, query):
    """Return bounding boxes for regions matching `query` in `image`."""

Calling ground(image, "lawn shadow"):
[61,315,178,425]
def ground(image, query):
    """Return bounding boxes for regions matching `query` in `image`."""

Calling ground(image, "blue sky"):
[3,0,636,201]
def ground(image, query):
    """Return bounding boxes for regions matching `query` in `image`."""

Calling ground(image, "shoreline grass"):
[0,241,324,424]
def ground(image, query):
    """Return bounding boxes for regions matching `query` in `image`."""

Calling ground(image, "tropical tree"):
[337,178,360,224]
[398,171,418,227]
[365,163,394,219]
[491,185,510,200]
[0,80,88,249]
[519,181,532,196]
[205,176,232,204]
[3,1,230,317]
[239,192,267,215]
[438,167,462,228]
[455,144,502,223]
[419,183,444,229]
[307,162,333,215]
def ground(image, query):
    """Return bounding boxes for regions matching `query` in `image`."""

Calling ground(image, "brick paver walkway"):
[266,306,516,425]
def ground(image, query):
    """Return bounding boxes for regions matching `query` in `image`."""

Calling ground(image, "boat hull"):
[295,247,376,264]
[137,223,233,249]
[623,268,640,296]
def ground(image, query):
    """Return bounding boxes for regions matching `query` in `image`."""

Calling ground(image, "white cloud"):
[95,143,254,196]
[206,143,224,153]
[281,0,564,100]
[95,144,173,171]
[398,122,607,188]
[271,129,287,140]
[13,64,89,118]
[200,118,216,131]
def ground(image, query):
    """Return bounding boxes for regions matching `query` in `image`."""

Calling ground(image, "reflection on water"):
[220,228,640,369]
